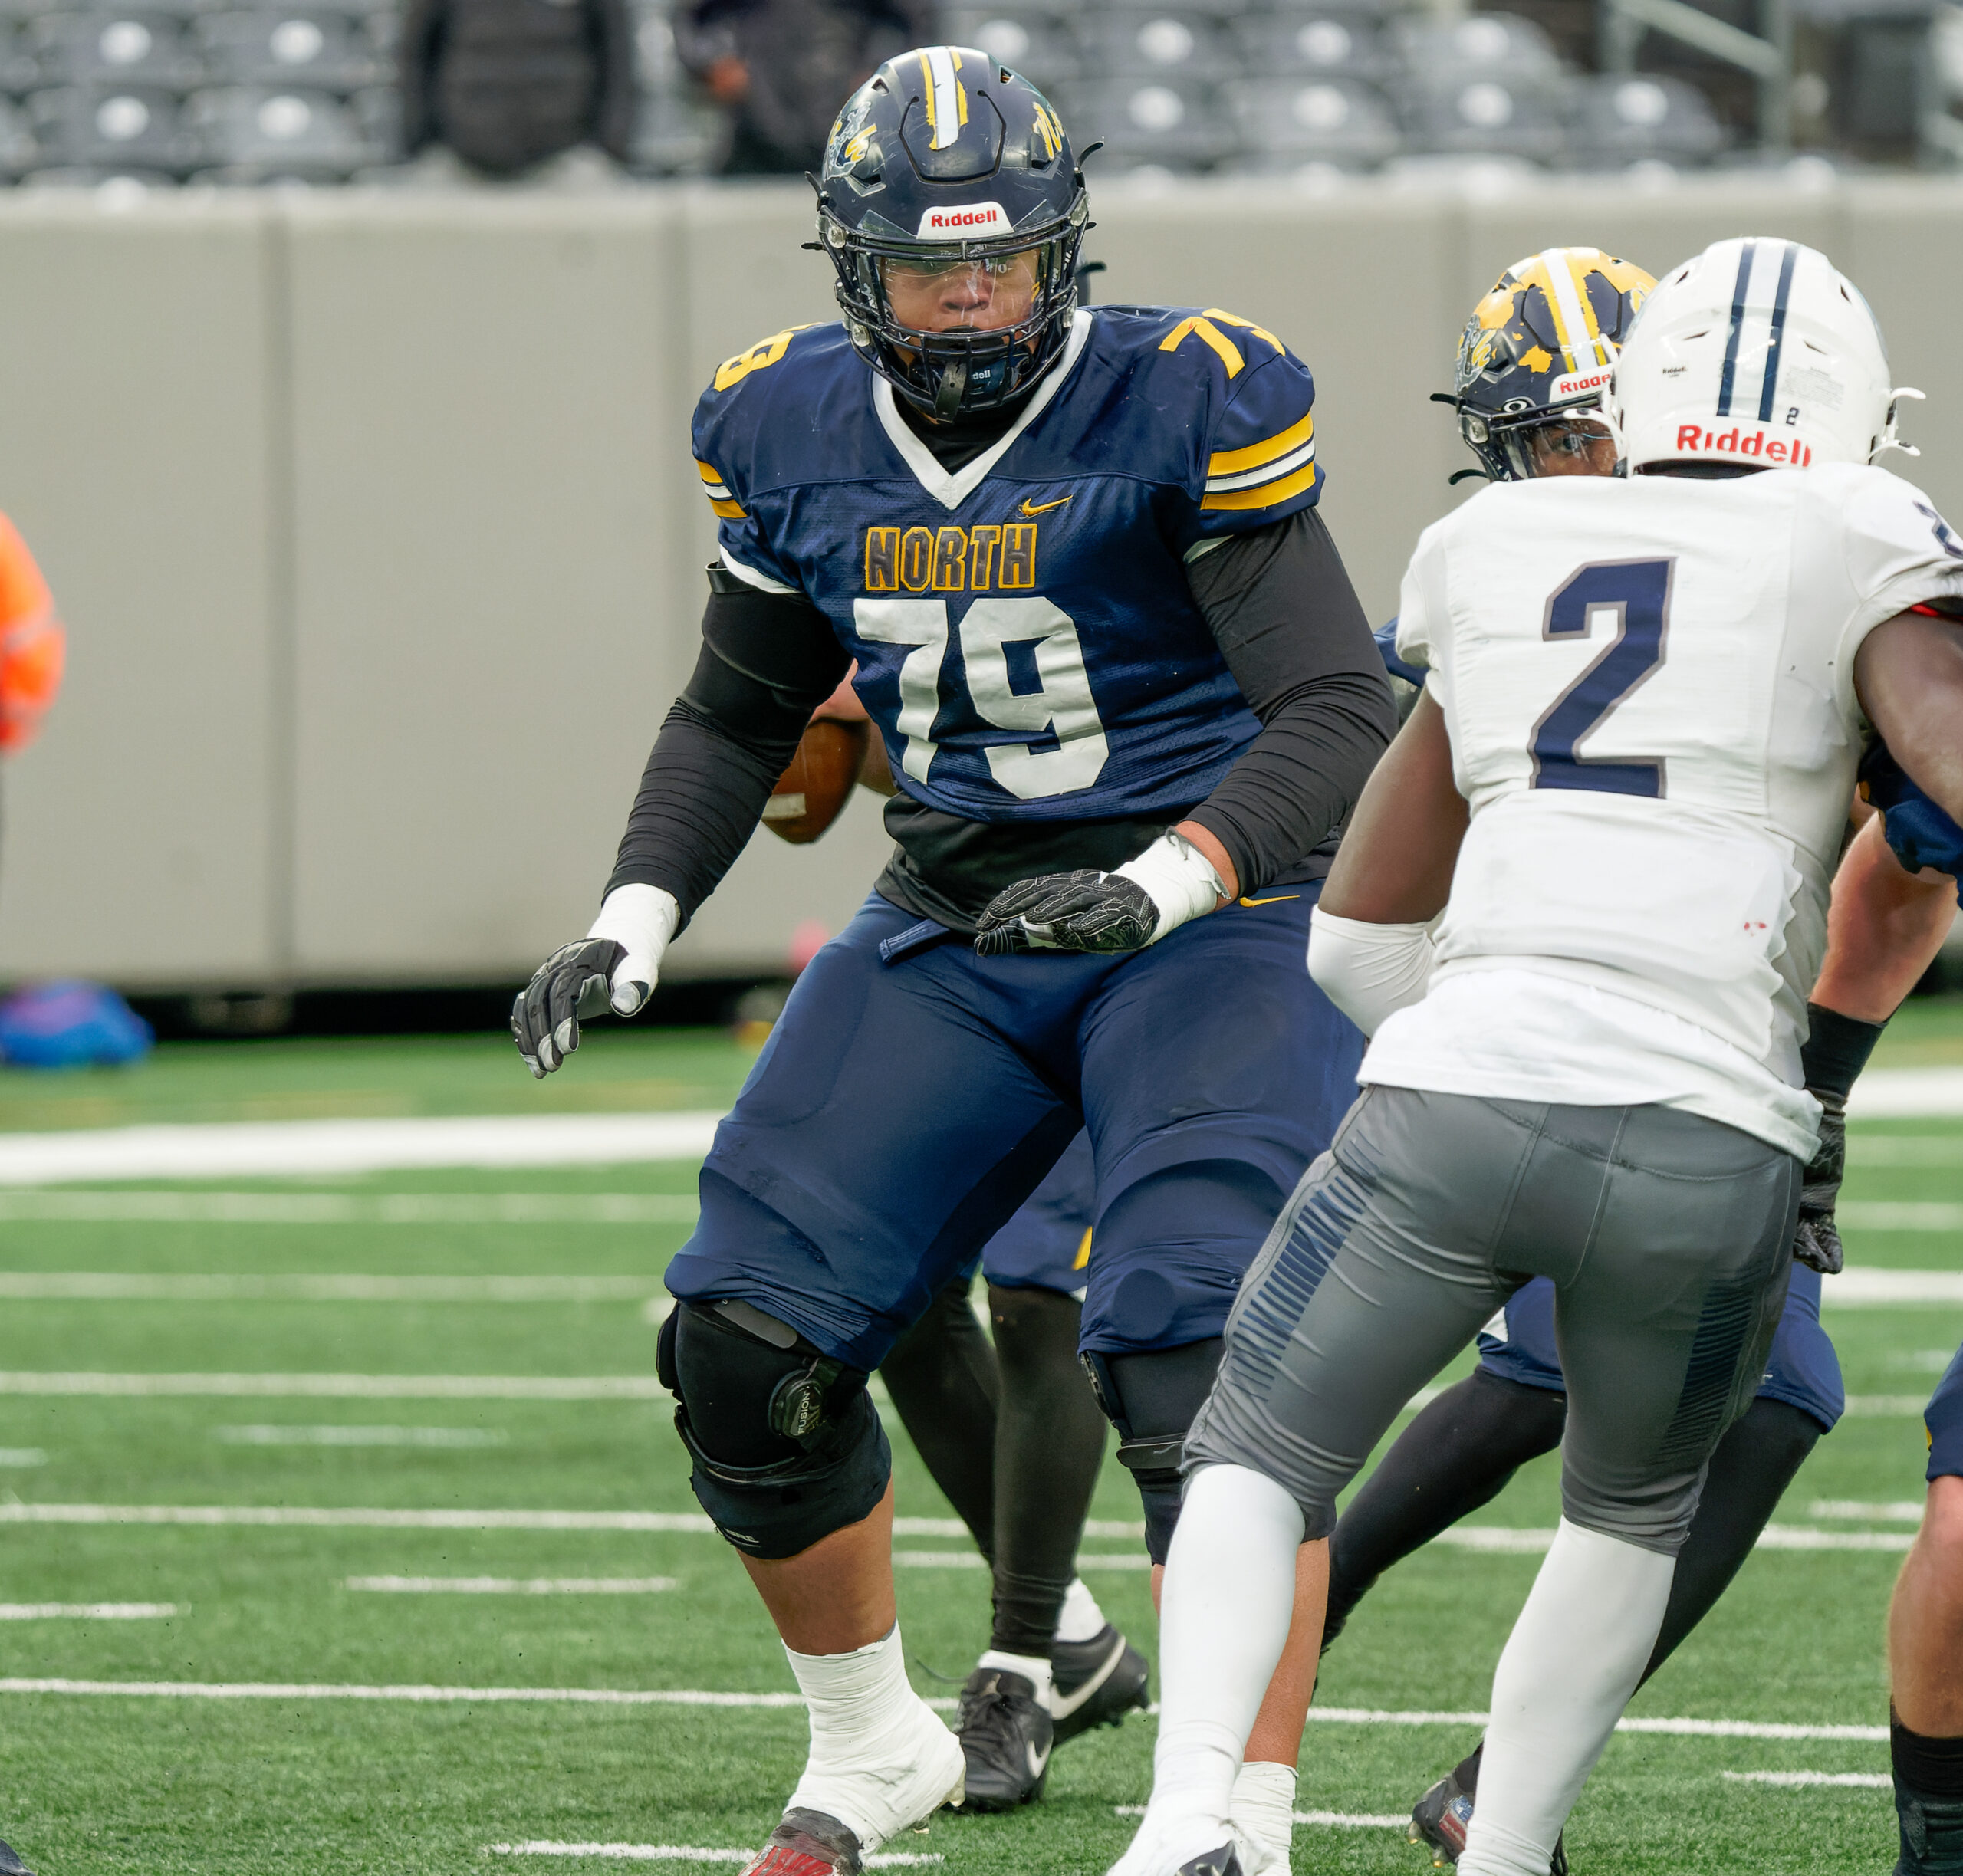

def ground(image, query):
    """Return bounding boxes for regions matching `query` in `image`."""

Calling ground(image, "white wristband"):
[1113,831,1228,945]
[587,883,680,1016]
[1306,907,1439,1037]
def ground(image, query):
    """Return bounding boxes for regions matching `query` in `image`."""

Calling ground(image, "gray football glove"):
[1793,1089,1847,1276]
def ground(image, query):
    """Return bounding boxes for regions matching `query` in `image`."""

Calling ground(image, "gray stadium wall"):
[0,177,1955,990]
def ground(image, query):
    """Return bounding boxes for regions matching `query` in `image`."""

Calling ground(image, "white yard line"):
[489,1848,941,1867]
[0,1677,1890,1740]
[0,1193,696,1224]
[1810,1500,1925,1521]
[1723,1770,1892,1788]
[1113,1805,1405,1829]
[0,1275,663,1302]
[346,1578,676,1595]
[1850,1069,1963,1117]
[0,1504,715,1530]
[1823,1270,1963,1306]
[0,1450,44,1466]
[0,1113,725,1185]
[1838,1204,1963,1233]
[893,1551,1152,1570]
[1430,1523,1917,1555]
[0,1375,671,1399]
[215,1426,509,1447]
[0,1604,177,1620]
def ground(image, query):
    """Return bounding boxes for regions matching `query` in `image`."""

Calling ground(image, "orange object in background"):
[0,514,62,754]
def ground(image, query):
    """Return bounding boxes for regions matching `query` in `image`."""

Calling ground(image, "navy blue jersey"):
[1373,617,1425,688]
[1862,741,1963,899]
[692,306,1324,827]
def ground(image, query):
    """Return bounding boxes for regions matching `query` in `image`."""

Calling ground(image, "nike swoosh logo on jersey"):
[1238,894,1301,907]
[1020,495,1073,516]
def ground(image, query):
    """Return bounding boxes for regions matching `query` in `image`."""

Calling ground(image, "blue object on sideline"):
[0,980,153,1069]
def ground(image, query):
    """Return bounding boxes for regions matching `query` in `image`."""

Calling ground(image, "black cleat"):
[0,1845,35,1876]
[1410,1768,1566,1874]
[741,1809,863,1876]
[1050,1624,1152,1744]
[1176,1848,1243,1876]
[955,1666,1054,1812]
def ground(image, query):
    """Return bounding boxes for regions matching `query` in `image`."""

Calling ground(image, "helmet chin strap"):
[1874,386,1926,462]
[932,356,969,422]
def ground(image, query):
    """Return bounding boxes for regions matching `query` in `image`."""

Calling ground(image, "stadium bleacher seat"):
[185,82,367,177]
[945,8,1083,89]
[1228,72,1399,168]
[1564,71,1724,165]
[0,92,32,171]
[26,82,199,169]
[1392,11,1564,80]
[1083,8,1236,80]
[1231,11,1386,80]
[1399,70,1568,159]
[28,11,203,89]
[1054,71,1236,169]
[626,82,721,175]
[194,11,380,92]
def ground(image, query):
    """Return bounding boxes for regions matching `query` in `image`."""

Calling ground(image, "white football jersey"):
[1362,462,1963,1159]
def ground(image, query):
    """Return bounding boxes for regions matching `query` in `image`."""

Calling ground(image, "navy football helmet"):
[816,47,1090,422]
[1441,246,1653,481]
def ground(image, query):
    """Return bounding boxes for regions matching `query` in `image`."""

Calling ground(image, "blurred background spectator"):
[672,0,935,173]
[399,0,635,180]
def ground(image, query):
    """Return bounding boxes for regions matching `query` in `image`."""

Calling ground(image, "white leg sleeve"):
[1458,1520,1675,1876]
[1129,1464,1304,1866]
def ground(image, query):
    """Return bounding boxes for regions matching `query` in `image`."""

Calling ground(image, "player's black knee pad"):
[659,1299,889,1560]
[1080,1338,1225,1564]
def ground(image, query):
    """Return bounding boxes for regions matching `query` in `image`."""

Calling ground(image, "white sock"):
[1231,1759,1297,1868]
[977,1648,1054,1704]
[1143,1464,1305,1856]
[1458,1520,1675,1876]
[784,1625,926,1813]
[1055,1576,1107,1644]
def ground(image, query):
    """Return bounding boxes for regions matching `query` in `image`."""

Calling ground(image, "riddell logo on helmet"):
[1675,423,1813,467]
[916,202,1011,238]
[1551,368,1613,401]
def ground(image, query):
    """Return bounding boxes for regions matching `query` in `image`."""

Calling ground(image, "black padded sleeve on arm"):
[604,574,851,925]
[1182,507,1398,895]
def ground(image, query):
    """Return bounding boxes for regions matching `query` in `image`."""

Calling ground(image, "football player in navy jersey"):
[1322,248,1962,1874]
[511,47,1394,1876]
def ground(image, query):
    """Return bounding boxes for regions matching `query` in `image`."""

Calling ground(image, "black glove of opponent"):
[1790,1002,1886,1276]
[974,870,1159,957]
[511,937,628,1079]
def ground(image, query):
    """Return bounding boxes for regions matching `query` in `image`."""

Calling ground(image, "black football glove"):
[1793,1087,1847,1276]
[511,938,628,1079]
[975,869,1159,956]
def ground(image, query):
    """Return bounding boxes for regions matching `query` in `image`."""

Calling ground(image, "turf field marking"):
[488,1848,942,1866]
[0,1504,715,1530]
[0,1193,696,1224]
[0,1678,1891,1739]
[1722,1771,1892,1788]
[1849,1069,1963,1116]
[1837,1204,1963,1233]
[1114,1805,1405,1829]
[1432,1524,1917,1554]
[1810,1500,1925,1521]
[0,1113,724,1184]
[0,1374,672,1398]
[0,1274,663,1302]
[216,1425,509,1447]
[893,1550,1152,1571]
[0,1604,178,1619]
[0,1449,44,1466]
[347,1577,678,1594]
[1842,1396,1944,1417]
[1822,1270,1963,1306]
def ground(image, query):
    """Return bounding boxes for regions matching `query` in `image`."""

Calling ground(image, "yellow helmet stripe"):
[1533,247,1605,373]
[920,46,962,149]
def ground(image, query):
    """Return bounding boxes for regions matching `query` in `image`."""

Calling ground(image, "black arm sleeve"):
[1181,508,1398,895]
[604,574,850,925]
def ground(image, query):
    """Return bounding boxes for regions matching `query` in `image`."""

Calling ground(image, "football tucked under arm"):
[761,666,886,843]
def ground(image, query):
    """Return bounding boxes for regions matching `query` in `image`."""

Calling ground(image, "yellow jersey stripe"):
[1073,1227,1093,1271]
[695,461,723,483]
[1199,458,1319,512]
[1207,409,1315,478]
[709,497,746,519]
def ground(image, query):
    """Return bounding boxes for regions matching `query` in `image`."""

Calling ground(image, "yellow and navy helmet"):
[817,47,1089,422]
[1445,247,1654,481]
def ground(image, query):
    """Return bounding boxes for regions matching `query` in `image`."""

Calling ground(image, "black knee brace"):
[659,1299,890,1560]
[1080,1338,1225,1564]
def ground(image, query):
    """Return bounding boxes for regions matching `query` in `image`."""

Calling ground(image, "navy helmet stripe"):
[1757,241,1800,422]
[1716,238,1757,419]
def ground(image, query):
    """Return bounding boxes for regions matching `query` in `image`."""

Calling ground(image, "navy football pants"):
[666,886,1364,1372]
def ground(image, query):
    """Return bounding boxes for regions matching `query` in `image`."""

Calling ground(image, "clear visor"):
[876,245,1051,337]
[1511,413,1617,478]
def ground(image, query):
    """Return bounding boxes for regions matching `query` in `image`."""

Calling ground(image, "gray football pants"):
[1185,1086,1803,1554]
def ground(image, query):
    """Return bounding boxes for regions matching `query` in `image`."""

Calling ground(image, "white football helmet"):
[1609,236,1920,474]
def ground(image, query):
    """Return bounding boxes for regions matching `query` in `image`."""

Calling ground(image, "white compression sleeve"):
[1133,1465,1304,1863]
[1458,1520,1675,1876]
[1305,906,1438,1036]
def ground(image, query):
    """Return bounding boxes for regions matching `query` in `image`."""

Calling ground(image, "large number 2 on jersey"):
[854,597,1110,800]
[1529,558,1675,798]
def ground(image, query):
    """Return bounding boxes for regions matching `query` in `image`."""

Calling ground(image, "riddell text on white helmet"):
[1673,423,1813,467]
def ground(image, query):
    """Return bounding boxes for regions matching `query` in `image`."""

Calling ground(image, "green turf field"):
[0,1009,1955,1876]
